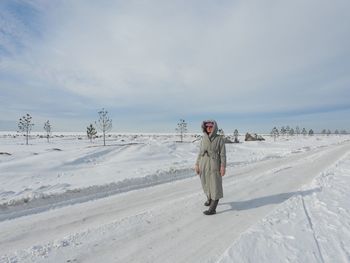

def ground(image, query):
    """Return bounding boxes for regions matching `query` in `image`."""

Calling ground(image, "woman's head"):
[201,120,217,135]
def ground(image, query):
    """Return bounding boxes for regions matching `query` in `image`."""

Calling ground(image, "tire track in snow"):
[0,167,194,221]
[301,196,325,263]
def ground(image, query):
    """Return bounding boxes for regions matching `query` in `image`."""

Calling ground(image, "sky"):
[0,0,349,133]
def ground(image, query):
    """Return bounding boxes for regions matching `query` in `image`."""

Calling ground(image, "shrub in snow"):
[87,124,97,142]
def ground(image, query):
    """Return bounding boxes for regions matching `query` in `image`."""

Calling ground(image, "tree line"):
[17,109,112,146]
[270,126,348,141]
[16,113,348,146]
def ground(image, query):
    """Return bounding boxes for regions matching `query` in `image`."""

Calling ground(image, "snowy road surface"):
[1,141,350,262]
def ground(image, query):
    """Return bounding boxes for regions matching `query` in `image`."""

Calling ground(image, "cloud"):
[0,0,350,131]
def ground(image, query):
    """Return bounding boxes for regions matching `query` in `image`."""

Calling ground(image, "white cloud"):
[1,0,350,131]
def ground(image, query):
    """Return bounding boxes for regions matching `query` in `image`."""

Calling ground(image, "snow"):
[0,133,350,262]
[0,133,199,208]
[0,133,346,209]
[218,152,350,263]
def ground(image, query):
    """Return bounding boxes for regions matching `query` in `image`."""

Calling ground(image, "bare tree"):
[43,120,52,143]
[271,127,279,141]
[301,128,307,136]
[18,113,34,145]
[96,108,112,146]
[176,119,187,142]
[285,125,291,136]
[233,129,239,143]
[87,123,97,142]
[289,128,295,136]
[280,126,286,136]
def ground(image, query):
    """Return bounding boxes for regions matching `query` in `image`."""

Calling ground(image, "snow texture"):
[218,152,350,263]
[0,133,349,262]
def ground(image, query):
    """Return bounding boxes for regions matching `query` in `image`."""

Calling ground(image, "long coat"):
[196,120,226,200]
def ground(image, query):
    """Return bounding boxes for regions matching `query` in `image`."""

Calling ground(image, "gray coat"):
[196,120,226,200]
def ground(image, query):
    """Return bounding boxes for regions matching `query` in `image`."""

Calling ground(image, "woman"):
[195,120,226,215]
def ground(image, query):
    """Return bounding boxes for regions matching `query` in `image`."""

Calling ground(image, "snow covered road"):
[1,141,350,262]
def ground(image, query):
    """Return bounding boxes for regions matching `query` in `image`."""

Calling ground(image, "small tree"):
[18,113,34,145]
[285,126,291,136]
[334,129,339,135]
[301,128,307,136]
[96,108,112,146]
[271,127,279,141]
[176,119,187,142]
[280,126,286,136]
[327,129,331,136]
[233,129,239,143]
[295,126,300,136]
[43,120,52,143]
[308,129,314,136]
[321,129,327,135]
[289,128,295,136]
[87,124,97,142]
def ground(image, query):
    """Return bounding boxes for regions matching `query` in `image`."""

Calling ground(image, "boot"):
[203,200,219,215]
[204,198,211,206]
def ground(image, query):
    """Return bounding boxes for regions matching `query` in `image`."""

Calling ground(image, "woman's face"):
[205,122,214,133]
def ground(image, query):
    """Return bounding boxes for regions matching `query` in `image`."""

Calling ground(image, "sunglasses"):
[205,123,214,128]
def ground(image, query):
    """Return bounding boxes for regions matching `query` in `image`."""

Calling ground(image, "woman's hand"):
[195,164,200,175]
[220,166,226,176]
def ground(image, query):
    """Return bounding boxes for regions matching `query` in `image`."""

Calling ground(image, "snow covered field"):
[1,133,350,262]
[0,133,200,209]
